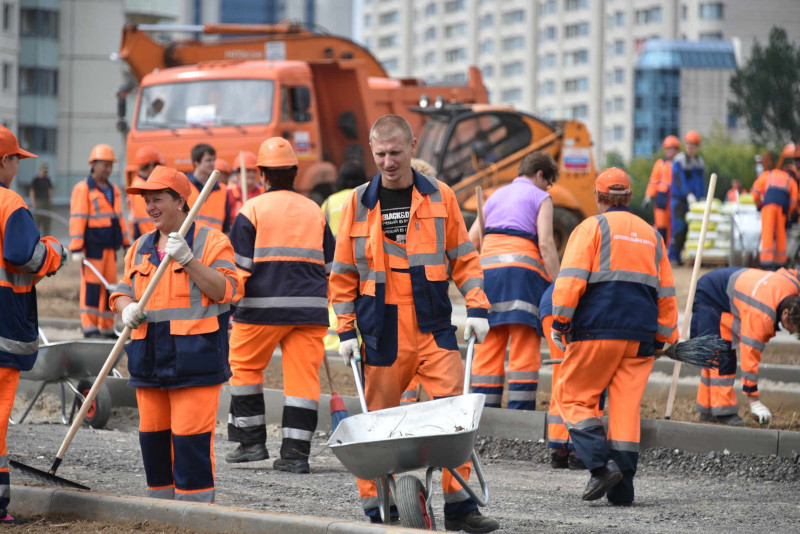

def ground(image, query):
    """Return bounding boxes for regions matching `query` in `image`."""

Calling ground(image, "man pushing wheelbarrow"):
[329,114,499,533]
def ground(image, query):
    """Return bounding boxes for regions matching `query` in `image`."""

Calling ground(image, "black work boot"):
[444,509,500,533]
[568,452,586,470]
[550,450,569,469]
[582,458,623,501]
[225,443,268,463]
[273,457,310,474]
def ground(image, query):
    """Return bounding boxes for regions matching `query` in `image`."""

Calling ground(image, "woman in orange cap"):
[110,166,242,504]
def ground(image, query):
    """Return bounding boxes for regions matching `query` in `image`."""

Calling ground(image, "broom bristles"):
[665,334,728,368]
[330,392,349,431]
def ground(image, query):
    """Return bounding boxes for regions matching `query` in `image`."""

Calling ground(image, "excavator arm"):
[118,22,389,82]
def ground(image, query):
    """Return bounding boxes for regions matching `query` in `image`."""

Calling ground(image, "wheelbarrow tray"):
[327,393,485,481]
[21,340,121,382]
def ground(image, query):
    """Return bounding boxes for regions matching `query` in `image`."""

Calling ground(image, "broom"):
[322,354,348,431]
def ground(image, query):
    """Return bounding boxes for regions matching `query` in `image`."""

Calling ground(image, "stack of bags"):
[685,198,729,263]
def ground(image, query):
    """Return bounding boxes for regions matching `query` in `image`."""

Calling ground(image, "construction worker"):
[226,151,264,229]
[214,158,232,185]
[186,143,230,233]
[726,179,747,203]
[128,145,165,239]
[643,135,680,247]
[69,144,130,338]
[469,152,560,410]
[752,147,798,269]
[670,130,705,264]
[0,126,67,525]
[693,267,800,425]
[321,160,368,352]
[551,168,678,505]
[331,115,499,532]
[226,137,334,474]
[110,165,242,503]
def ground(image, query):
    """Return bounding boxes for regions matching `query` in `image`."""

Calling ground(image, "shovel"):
[10,170,221,490]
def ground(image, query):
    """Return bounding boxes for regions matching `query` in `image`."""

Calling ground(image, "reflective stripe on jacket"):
[230,188,334,326]
[552,206,678,349]
[69,176,130,256]
[330,170,489,360]
[109,223,243,388]
[752,170,798,215]
[645,158,672,210]
[0,184,65,370]
[188,174,231,233]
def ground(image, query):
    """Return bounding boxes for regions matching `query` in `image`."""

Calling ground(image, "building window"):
[481,64,494,78]
[563,49,588,66]
[635,7,662,24]
[364,14,372,27]
[539,53,556,70]
[502,10,524,24]
[614,40,625,55]
[19,126,57,153]
[613,125,624,140]
[540,26,557,42]
[424,27,436,40]
[564,22,589,38]
[20,8,58,38]
[568,104,588,119]
[502,61,524,76]
[479,13,494,28]
[699,3,724,20]
[445,23,467,38]
[3,3,12,32]
[443,72,467,83]
[727,111,737,128]
[378,11,399,24]
[424,51,436,65]
[564,77,588,93]
[541,107,556,119]
[444,47,466,63]
[445,0,466,13]
[615,11,626,27]
[614,97,624,112]
[378,35,398,48]
[2,62,11,91]
[382,58,398,71]
[614,68,625,84]
[564,0,589,11]
[19,68,58,96]
[699,32,724,41]
[425,2,436,16]
[480,39,495,53]
[539,80,555,95]
[540,0,557,16]
[502,36,524,51]
[501,87,523,102]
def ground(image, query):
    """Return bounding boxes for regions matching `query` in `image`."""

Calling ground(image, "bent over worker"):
[69,144,130,338]
[751,166,798,269]
[693,267,800,425]
[330,114,499,532]
[226,138,334,474]
[643,135,680,247]
[469,152,560,410]
[551,168,678,505]
[0,126,67,525]
[110,166,242,503]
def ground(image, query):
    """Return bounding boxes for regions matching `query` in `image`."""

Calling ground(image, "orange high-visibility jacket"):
[187,174,230,233]
[752,169,798,215]
[110,223,242,388]
[728,268,800,395]
[645,158,673,209]
[69,176,130,256]
[0,184,64,370]
[226,182,264,229]
[229,187,334,325]
[552,207,678,351]
[330,171,490,365]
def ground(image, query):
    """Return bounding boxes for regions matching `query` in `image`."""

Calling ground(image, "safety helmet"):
[214,158,232,174]
[684,131,702,146]
[662,135,681,150]
[233,151,259,171]
[134,145,164,166]
[257,137,298,168]
[88,144,117,164]
[781,143,796,159]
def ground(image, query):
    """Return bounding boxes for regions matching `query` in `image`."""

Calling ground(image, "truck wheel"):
[553,207,580,257]
[73,378,112,429]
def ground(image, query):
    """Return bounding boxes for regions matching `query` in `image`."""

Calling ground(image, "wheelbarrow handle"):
[350,357,368,414]
[463,335,476,396]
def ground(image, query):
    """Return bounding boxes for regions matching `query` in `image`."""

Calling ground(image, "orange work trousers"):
[80,248,117,337]
[760,204,787,268]
[1,367,20,513]
[136,384,221,503]
[653,207,671,249]
[471,323,540,410]
[695,311,739,417]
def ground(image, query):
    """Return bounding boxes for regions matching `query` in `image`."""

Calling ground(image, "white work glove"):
[165,232,193,266]
[71,251,84,263]
[550,330,566,352]
[641,197,652,210]
[121,302,147,329]
[339,338,361,366]
[749,400,772,424]
[464,317,490,343]
[687,193,698,205]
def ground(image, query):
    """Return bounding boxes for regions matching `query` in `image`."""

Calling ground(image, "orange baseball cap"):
[126,165,191,199]
[0,126,36,159]
[595,168,631,195]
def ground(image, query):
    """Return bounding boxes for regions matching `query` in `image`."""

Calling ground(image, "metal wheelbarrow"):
[328,336,489,529]
[9,329,122,429]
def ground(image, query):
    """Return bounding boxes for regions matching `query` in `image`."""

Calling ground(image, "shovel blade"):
[9,459,90,490]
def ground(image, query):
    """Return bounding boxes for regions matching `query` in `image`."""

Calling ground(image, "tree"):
[730,27,800,146]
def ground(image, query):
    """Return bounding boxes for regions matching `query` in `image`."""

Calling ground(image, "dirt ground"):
[7,514,195,533]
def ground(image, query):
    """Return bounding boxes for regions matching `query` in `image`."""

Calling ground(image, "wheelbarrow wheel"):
[73,378,112,429]
[396,475,434,530]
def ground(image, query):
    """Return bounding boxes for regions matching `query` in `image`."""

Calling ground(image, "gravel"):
[6,407,800,533]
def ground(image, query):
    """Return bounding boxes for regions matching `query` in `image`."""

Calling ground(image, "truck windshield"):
[136,79,274,130]
[416,119,448,170]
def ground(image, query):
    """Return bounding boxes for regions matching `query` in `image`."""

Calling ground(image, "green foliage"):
[603,150,626,171]
[730,27,800,146]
